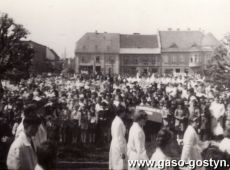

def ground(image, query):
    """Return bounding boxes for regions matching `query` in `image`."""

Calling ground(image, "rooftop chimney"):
[168,28,172,31]
[133,33,140,35]
[177,28,180,31]
[187,28,191,31]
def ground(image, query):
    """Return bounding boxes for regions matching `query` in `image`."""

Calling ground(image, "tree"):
[0,13,33,90]
[206,34,230,89]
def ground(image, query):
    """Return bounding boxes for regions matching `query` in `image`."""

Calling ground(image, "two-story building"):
[75,32,120,74]
[75,32,161,75]
[119,33,161,75]
[159,30,220,74]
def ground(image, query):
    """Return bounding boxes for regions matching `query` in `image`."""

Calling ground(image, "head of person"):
[133,110,148,127]
[159,101,164,108]
[23,115,41,137]
[37,141,57,170]
[116,104,126,120]
[188,88,194,96]
[101,102,108,110]
[189,114,200,130]
[177,104,182,109]
[215,96,220,103]
[156,128,180,157]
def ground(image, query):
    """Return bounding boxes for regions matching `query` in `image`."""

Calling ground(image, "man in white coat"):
[181,115,209,170]
[127,110,148,170]
[7,115,41,170]
[15,103,47,150]
[109,105,127,170]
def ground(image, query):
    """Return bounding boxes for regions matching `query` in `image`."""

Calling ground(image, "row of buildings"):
[75,29,220,75]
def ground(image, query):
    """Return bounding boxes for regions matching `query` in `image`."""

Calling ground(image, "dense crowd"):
[1,73,230,170]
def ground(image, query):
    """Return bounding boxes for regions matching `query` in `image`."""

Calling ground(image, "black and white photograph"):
[0,0,230,170]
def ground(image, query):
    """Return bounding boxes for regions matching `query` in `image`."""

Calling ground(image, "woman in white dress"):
[127,110,148,170]
[109,105,127,170]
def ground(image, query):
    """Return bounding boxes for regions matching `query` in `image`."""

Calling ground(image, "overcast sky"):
[0,0,230,58]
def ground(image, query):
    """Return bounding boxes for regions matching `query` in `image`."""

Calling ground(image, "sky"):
[0,0,230,58]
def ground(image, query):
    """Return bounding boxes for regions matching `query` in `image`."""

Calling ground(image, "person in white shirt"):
[218,120,230,154]
[149,128,180,170]
[109,105,127,170]
[127,110,148,170]
[181,114,209,170]
[209,97,225,140]
[15,103,47,149]
[7,115,41,170]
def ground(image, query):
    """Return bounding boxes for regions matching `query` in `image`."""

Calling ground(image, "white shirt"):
[149,148,173,170]
[181,125,204,170]
[34,164,44,170]
[109,116,127,170]
[127,122,148,168]
[7,131,37,170]
[219,138,230,154]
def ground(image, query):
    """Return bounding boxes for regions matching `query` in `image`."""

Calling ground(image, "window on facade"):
[80,56,85,63]
[109,56,114,64]
[96,56,100,63]
[190,57,193,63]
[124,56,129,65]
[143,56,148,65]
[195,55,198,63]
[172,56,177,63]
[133,56,138,64]
[164,55,169,63]
[152,68,158,73]
[180,55,185,63]
[165,69,173,74]
[175,68,180,73]
[152,56,156,64]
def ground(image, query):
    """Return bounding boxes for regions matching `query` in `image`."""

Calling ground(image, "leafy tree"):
[0,13,33,92]
[206,35,230,89]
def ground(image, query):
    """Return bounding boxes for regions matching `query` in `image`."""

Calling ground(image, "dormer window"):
[169,43,178,48]
[191,43,198,48]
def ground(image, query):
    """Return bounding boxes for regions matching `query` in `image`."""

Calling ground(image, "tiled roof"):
[159,31,204,50]
[201,33,220,47]
[75,31,219,54]
[49,48,60,60]
[120,34,159,48]
[75,32,120,53]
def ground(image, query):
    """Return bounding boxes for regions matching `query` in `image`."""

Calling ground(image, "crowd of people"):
[1,72,230,170]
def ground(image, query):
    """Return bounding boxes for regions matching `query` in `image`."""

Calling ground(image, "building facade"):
[75,30,219,75]
[159,30,220,74]
[29,41,62,74]
[119,34,161,75]
[75,32,120,74]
